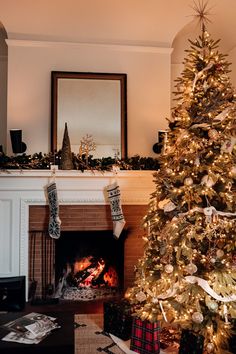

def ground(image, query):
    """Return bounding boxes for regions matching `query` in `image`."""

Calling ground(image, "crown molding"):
[6,38,173,54]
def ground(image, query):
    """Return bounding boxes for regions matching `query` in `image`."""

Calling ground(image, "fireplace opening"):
[54,230,124,301]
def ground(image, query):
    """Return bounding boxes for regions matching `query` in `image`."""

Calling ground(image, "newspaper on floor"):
[1,312,60,344]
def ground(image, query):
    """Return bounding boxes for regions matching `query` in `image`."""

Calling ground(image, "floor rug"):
[75,313,129,354]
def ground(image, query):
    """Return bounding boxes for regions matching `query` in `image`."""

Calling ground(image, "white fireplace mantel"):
[0,170,155,282]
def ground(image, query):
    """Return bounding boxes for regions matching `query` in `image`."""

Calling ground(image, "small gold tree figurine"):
[79,134,96,166]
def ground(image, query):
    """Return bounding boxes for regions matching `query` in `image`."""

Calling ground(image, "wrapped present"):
[103,299,132,340]
[179,329,204,354]
[130,317,160,354]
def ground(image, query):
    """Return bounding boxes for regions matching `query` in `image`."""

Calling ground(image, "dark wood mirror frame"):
[51,71,127,158]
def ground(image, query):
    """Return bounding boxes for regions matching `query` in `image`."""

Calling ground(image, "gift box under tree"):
[179,329,204,354]
[130,317,160,354]
[103,299,132,340]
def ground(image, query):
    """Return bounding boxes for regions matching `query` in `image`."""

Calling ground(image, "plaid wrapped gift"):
[103,299,132,340]
[179,329,204,354]
[130,317,160,354]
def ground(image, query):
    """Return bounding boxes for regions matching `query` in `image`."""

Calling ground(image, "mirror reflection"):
[51,72,127,159]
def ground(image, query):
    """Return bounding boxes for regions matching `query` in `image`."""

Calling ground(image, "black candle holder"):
[10,129,27,154]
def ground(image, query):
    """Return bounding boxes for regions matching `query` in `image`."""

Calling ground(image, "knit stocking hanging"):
[46,182,61,239]
[106,181,126,239]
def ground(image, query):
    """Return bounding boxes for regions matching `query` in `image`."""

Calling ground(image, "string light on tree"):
[127,1,236,353]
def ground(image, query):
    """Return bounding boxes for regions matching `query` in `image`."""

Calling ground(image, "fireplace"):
[28,204,148,300]
[0,170,154,302]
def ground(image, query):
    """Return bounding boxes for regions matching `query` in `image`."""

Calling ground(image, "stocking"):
[106,181,126,239]
[46,182,61,239]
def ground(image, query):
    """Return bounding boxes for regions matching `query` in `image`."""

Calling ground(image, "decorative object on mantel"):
[60,122,74,170]
[46,181,61,239]
[79,134,96,167]
[106,181,126,239]
[0,152,160,171]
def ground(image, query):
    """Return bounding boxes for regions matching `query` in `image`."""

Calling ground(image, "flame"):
[104,266,119,287]
[68,256,119,288]
[73,256,93,273]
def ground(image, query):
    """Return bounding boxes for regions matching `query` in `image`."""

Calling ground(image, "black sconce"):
[10,129,27,154]
[153,130,168,154]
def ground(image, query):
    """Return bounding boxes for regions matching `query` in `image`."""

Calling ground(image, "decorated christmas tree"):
[127,4,236,354]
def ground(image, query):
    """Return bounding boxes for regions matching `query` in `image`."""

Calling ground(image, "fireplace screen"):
[54,231,124,301]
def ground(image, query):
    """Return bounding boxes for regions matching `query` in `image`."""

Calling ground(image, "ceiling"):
[0,0,235,52]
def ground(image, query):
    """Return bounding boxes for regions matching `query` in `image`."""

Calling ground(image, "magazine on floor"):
[1,312,60,344]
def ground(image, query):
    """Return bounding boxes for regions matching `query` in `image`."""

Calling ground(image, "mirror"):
[51,71,127,159]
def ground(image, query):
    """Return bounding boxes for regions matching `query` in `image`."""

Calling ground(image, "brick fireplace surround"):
[0,170,155,299]
[29,204,147,297]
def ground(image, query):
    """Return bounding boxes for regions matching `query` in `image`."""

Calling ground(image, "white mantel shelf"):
[0,169,155,281]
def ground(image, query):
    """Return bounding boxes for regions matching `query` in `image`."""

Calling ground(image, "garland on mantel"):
[0,151,160,171]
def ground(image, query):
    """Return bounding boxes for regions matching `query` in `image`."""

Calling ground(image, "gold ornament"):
[192,311,204,323]
[184,177,193,186]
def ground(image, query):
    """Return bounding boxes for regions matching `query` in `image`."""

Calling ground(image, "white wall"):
[6,40,172,157]
[228,47,236,89]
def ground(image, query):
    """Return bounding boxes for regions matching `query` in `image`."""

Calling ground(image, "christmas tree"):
[127,5,236,354]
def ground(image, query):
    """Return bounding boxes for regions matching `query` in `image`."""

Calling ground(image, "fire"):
[103,266,119,287]
[67,256,119,288]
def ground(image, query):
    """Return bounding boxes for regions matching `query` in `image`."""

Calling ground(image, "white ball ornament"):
[231,166,236,176]
[164,264,174,273]
[206,343,215,353]
[184,177,193,186]
[207,301,218,312]
[185,263,198,275]
[192,311,204,324]
[216,249,224,258]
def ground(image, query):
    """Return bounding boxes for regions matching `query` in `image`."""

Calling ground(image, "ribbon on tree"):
[179,205,236,224]
[192,62,214,91]
[185,276,236,302]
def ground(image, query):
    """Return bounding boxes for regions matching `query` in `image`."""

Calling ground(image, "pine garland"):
[0,151,160,171]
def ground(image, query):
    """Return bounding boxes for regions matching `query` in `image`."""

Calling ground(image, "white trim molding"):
[0,170,155,289]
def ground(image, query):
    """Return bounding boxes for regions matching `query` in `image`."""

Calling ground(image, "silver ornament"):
[185,263,198,275]
[164,264,174,273]
[210,258,216,264]
[184,177,193,186]
[192,311,204,323]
